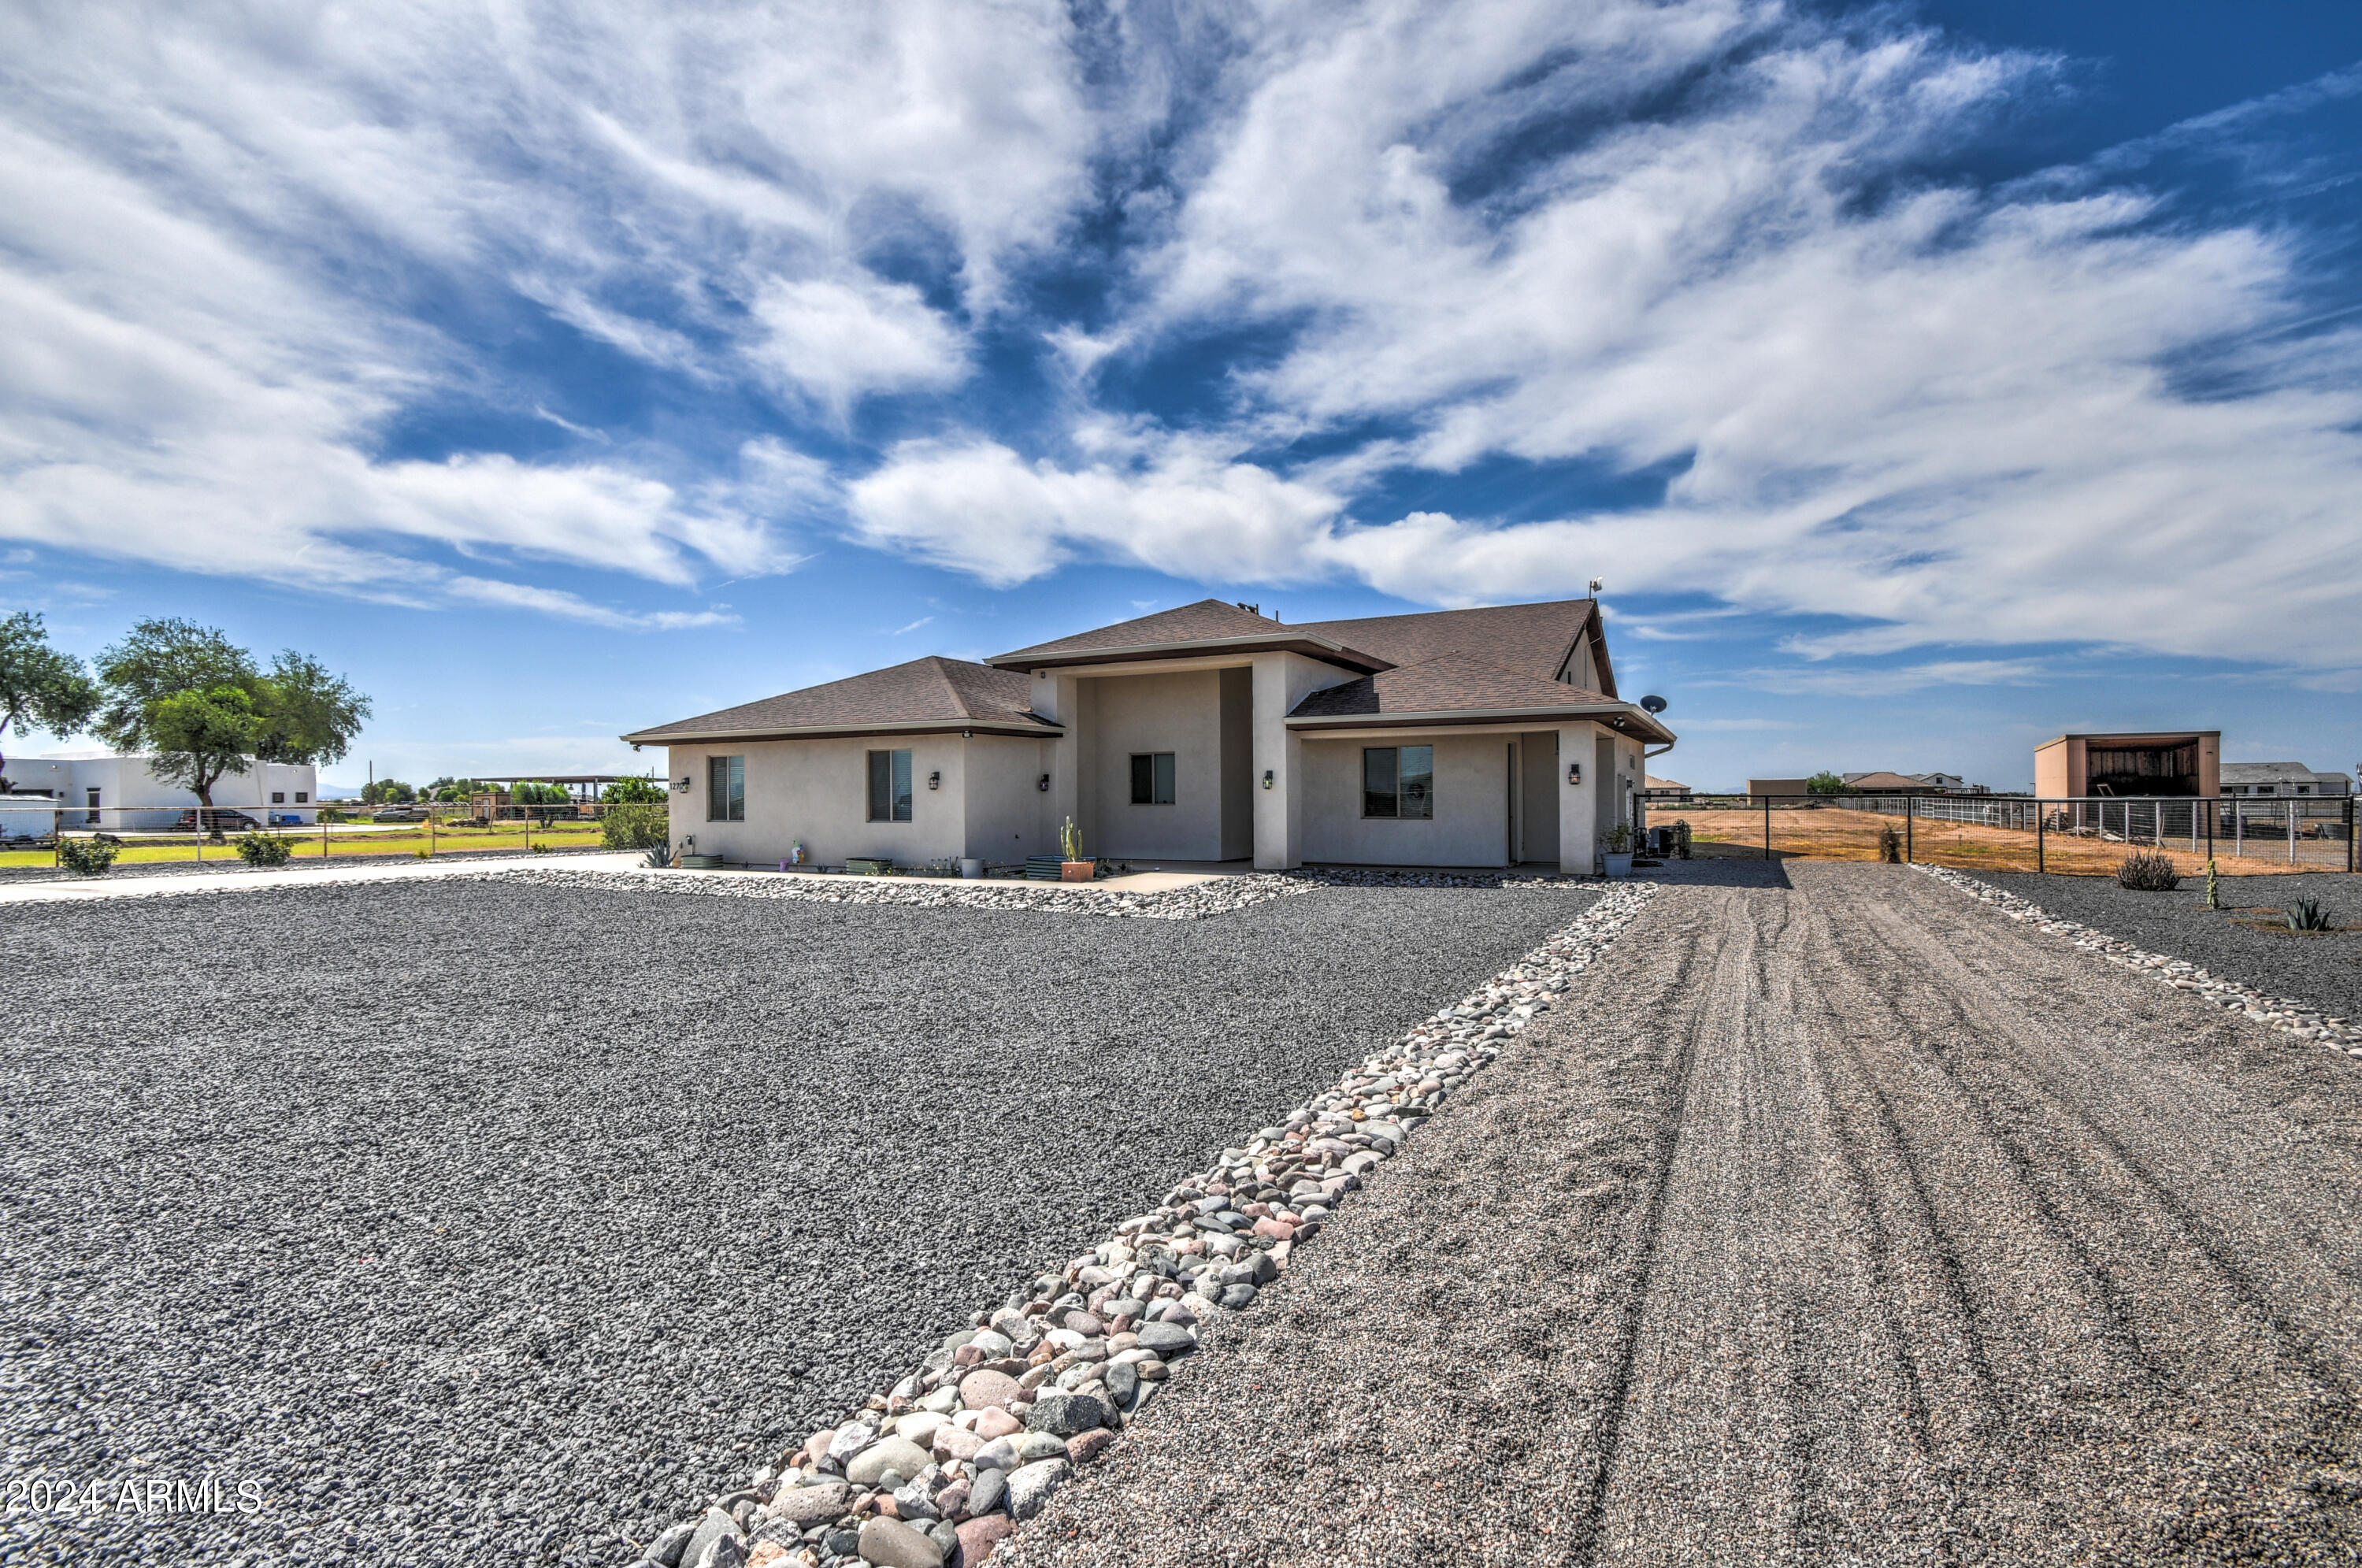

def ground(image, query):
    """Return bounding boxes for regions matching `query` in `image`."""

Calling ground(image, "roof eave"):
[621,717,1060,746]
[1288,702,1675,744]
[984,632,1389,674]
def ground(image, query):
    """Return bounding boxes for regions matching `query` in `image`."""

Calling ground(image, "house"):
[621,598,1674,874]
[2220,762,2353,798]
[1643,774,1689,801]
[0,751,320,831]
[2034,732,2221,798]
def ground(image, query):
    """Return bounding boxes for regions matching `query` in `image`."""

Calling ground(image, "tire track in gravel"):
[1012,866,2362,1568]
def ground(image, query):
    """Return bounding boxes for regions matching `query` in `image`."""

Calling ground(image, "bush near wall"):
[601,802,669,851]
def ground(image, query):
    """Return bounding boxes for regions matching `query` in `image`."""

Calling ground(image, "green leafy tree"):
[602,776,665,803]
[426,777,495,803]
[1805,770,1850,795]
[95,619,370,814]
[361,778,417,806]
[0,612,100,765]
[252,651,371,766]
[511,780,570,805]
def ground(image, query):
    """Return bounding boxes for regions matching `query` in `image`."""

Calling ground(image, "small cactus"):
[1060,816,1083,862]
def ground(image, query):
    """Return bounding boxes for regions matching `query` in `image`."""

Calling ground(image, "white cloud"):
[751,277,966,413]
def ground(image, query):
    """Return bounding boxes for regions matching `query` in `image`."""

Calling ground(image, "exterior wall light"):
[1037,773,1051,791]
[1567,762,1581,785]
[674,775,692,792]
[927,770,941,791]
[1262,769,1274,789]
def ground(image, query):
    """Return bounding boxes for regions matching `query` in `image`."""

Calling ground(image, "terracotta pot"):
[1060,859,1096,882]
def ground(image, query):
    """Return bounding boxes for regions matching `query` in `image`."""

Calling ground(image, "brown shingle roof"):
[1295,599,1605,690]
[1288,653,1619,721]
[985,599,1389,673]
[622,657,1050,743]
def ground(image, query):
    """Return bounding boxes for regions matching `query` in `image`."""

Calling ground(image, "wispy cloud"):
[887,615,934,636]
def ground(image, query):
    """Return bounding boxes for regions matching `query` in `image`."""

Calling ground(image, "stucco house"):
[621,598,1674,875]
[1,751,320,832]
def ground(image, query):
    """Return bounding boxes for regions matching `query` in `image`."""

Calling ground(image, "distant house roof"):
[987,599,1389,674]
[1286,652,1671,743]
[1645,774,1688,791]
[2221,761,2341,783]
[622,657,1055,744]
[1842,771,1934,791]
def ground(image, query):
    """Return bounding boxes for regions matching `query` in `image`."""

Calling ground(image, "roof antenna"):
[1588,578,1604,599]
[1237,602,1260,616]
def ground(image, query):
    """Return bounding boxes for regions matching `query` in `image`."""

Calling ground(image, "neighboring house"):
[1838,770,1979,792]
[2220,762,2353,798]
[622,598,1674,874]
[0,751,320,832]
[1644,774,1689,801]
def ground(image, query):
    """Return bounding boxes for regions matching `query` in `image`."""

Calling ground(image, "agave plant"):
[2116,850,2179,891]
[643,844,673,869]
[2283,897,2333,932]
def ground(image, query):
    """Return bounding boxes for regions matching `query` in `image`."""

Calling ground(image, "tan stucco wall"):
[1298,732,1515,867]
[1077,669,1230,860]
[666,735,1051,867]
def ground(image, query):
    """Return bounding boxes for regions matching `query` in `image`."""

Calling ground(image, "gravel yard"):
[1969,869,2362,1025]
[0,877,1588,1566]
[1010,863,2362,1567]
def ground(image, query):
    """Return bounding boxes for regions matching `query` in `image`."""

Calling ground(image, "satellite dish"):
[1640,695,1668,714]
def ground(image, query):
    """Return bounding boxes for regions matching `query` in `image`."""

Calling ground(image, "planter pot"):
[959,857,984,879]
[1060,859,1096,882]
[1602,852,1633,879]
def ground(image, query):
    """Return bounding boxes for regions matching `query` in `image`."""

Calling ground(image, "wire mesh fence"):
[0,799,619,877]
[1645,794,2356,876]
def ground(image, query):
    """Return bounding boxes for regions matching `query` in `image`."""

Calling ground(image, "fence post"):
[2289,799,2297,864]
[2349,795,2356,873]
[1763,795,1771,861]
[2037,803,2045,873]
[1905,794,1915,863]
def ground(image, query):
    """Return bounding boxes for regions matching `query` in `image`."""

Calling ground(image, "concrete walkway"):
[1008,862,2362,1567]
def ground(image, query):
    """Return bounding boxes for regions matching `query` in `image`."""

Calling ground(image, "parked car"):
[172,809,262,832]
[371,807,429,823]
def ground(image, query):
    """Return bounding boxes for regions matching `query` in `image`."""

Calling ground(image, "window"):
[1363,746,1433,819]
[1129,752,1176,805]
[85,787,100,826]
[295,791,309,803]
[272,791,286,804]
[867,749,912,822]
[706,755,746,821]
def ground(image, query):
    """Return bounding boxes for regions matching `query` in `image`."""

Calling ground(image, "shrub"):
[2117,850,2179,891]
[58,836,118,875]
[233,828,295,867]
[602,802,669,851]
[602,776,666,803]
[1877,823,1903,863]
[2283,897,2334,932]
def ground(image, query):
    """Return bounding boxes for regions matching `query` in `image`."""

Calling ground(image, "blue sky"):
[3,1,2359,792]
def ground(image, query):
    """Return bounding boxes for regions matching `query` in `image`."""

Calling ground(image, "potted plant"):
[1059,816,1094,881]
[1600,821,1634,879]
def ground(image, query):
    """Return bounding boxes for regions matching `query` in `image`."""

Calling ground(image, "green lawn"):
[2,821,609,869]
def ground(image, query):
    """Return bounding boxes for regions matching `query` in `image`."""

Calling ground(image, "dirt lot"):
[1659,805,2338,877]
[1014,862,2362,1566]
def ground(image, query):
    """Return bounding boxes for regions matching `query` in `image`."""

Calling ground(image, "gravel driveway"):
[0,877,1585,1566]
[1009,862,2362,1566]
[1967,869,2362,1026]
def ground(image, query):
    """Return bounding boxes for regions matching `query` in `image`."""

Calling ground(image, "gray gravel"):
[0,877,1586,1566]
[1970,869,2362,1026]
[1010,862,2362,1566]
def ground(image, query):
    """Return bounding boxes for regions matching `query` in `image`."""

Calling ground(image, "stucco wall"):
[1298,733,1512,868]
[665,735,1048,867]
[1085,669,1227,860]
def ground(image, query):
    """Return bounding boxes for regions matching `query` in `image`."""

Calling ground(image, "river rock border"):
[489,864,1589,922]
[626,880,1661,1568]
[1912,864,2362,1058]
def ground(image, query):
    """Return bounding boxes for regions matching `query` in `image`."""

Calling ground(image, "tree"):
[361,778,417,806]
[0,612,99,775]
[95,619,371,815]
[145,686,266,814]
[253,651,370,766]
[1805,771,1850,795]
[602,775,665,803]
[426,777,494,803]
[511,780,570,805]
